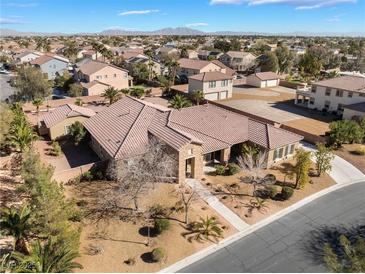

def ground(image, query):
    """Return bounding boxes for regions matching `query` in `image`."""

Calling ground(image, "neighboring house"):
[155,47,180,61]
[218,51,256,72]
[186,50,199,59]
[38,104,96,140]
[84,96,302,183]
[14,51,43,64]
[30,54,69,80]
[197,50,223,61]
[76,60,131,96]
[343,102,365,120]
[124,55,162,77]
[246,72,281,88]
[295,76,365,115]
[177,58,223,81]
[188,71,233,101]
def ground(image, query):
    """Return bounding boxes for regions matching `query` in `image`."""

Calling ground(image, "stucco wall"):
[39,59,68,80]
[88,66,129,90]
[343,108,365,120]
[49,116,89,140]
[178,143,203,183]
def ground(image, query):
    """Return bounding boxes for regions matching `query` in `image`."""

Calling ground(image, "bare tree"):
[174,183,198,224]
[108,137,178,212]
[237,150,275,197]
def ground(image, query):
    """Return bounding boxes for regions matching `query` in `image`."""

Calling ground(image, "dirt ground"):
[65,181,236,273]
[203,159,336,225]
[334,144,365,174]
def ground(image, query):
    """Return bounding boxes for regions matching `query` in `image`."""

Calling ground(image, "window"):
[311,86,316,93]
[64,125,71,135]
[289,144,295,154]
[273,150,278,160]
[325,88,331,96]
[208,81,216,88]
[188,148,193,155]
[284,146,289,156]
[221,80,228,87]
[324,101,331,109]
[278,148,284,158]
[335,90,343,97]
[348,92,353,98]
[105,75,108,78]
[337,104,344,112]
[309,98,315,105]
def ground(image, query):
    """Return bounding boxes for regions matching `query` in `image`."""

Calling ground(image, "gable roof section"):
[78,60,128,76]
[253,72,280,81]
[313,76,365,93]
[41,104,96,128]
[211,60,236,76]
[178,58,212,70]
[189,71,233,82]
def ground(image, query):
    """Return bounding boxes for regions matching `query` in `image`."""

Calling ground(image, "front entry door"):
[185,158,194,178]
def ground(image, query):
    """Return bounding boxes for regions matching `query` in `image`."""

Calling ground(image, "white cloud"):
[325,14,344,22]
[185,22,209,27]
[118,9,159,16]
[105,26,136,31]
[1,2,37,7]
[0,17,25,24]
[210,0,356,10]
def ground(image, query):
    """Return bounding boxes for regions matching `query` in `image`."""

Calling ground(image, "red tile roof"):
[40,104,96,128]
[189,71,233,82]
[84,96,303,159]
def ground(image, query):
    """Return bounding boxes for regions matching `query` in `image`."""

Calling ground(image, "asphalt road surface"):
[180,182,365,273]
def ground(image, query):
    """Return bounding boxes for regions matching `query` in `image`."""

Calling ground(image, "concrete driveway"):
[179,182,365,273]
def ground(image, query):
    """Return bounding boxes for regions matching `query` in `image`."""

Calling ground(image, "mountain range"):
[1,27,364,37]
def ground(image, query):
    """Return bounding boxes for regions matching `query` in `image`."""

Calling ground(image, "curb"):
[159,180,365,273]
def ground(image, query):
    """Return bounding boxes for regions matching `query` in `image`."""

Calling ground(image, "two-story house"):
[76,60,131,96]
[295,76,365,115]
[177,58,224,82]
[188,71,233,101]
[14,50,43,64]
[30,54,69,80]
[218,51,257,72]
[124,54,162,77]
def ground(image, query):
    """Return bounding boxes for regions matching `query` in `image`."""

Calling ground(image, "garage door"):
[205,92,219,101]
[267,79,278,87]
[220,91,228,100]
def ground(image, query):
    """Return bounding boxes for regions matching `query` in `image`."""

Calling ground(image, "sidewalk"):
[186,178,249,231]
[300,142,365,184]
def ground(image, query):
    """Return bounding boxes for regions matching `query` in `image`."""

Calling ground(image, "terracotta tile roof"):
[252,71,280,81]
[178,58,211,70]
[189,71,233,82]
[40,104,96,128]
[225,51,255,58]
[84,97,303,159]
[81,80,109,89]
[313,76,365,93]
[78,60,128,76]
[211,60,236,76]
[30,54,69,65]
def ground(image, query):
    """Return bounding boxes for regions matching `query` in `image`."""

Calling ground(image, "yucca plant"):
[182,216,223,243]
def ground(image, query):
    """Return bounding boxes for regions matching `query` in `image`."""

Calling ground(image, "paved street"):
[180,182,365,273]
[0,74,15,101]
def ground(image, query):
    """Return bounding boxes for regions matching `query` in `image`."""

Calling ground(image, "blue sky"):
[0,0,364,34]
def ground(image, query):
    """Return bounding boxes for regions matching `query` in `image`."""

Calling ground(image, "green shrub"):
[266,185,279,199]
[214,164,226,175]
[227,163,240,175]
[81,171,93,182]
[281,186,294,200]
[154,218,170,234]
[51,141,62,156]
[151,247,166,262]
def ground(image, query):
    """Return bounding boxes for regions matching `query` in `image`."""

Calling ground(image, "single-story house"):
[84,96,303,183]
[188,71,233,101]
[246,72,281,88]
[38,104,96,140]
[343,102,365,120]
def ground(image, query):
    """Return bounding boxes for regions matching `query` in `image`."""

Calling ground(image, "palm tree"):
[9,120,38,152]
[91,41,104,60]
[166,59,180,92]
[32,98,43,115]
[101,87,121,105]
[182,216,223,243]
[129,87,145,99]
[168,94,192,110]
[147,58,155,81]
[74,98,83,106]
[191,90,205,106]
[0,205,32,254]
[12,238,83,273]
[63,40,78,63]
